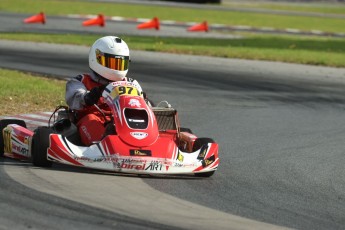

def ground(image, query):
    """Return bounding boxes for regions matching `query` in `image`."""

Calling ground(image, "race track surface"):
[1,6,345,228]
[0,12,237,39]
[1,40,345,230]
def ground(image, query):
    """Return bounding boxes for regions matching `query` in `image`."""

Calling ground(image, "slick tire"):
[0,119,26,157]
[193,137,216,178]
[32,127,54,167]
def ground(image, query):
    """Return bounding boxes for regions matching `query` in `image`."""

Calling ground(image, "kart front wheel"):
[0,119,26,157]
[32,127,54,167]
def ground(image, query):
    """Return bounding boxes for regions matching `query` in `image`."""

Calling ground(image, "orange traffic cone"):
[137,17,160,30]
[82,14,105,27]
[23,12,46,24]
[187,21,208,32]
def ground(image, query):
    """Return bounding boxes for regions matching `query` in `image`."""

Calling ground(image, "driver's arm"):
[65,77,88,110]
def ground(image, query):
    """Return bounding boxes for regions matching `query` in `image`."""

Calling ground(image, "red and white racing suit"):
[65,72,143,145]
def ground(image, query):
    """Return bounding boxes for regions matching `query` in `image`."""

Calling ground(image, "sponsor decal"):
[145,161,163,171]
[130,132,148,140]
[130,149,152,156]
[119,161,146,170]
[74,156,122,164]
[80,125,91,141]
[173,162,184,167]
[114,159,163,171]
[113,158,146,169]
[197,144,209,160]
[128,98,141,107]
[12,142,29,156]
[24,137,29,145]
[74,156,92,162]
[122,158,146,163]
[202,155,215,168]
[176,152,184,162]
[173,162,196,168]
[3,128,12,153]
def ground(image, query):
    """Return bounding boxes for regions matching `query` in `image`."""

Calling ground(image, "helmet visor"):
[96,49,129,71]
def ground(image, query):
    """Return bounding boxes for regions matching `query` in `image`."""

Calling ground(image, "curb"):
[68,14,345,38]
[1,112,51,130]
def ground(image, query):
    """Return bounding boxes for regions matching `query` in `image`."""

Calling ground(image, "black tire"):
[195,170,215,177]
[0,119,26,157]
[180,127,193,134]
[32,127,54,167]
[193,137,216,178]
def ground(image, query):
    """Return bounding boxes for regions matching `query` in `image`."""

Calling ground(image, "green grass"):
[223,1,345,15]
[1,32,344,67]
[1,0,345,33]
[1,0,344,67]
[0,69,65,115]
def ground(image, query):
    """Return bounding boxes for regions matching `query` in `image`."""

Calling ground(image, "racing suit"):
[65,72,143,145]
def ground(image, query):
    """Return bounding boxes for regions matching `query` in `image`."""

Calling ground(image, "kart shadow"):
[0,157,203,180]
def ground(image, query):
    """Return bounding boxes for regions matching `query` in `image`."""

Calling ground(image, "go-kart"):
[0,81,219,177]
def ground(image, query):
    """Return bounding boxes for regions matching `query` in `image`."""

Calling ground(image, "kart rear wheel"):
[32,127,54,167]
[0,119,27,157]
[193,138,216,178]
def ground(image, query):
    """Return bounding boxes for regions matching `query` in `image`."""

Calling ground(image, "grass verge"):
[223,1,345,15]
[0,69,65,116]
[1,0,344,33]
[0,32,344,67]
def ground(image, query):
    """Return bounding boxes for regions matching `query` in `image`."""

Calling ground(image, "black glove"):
[84,86,104,106]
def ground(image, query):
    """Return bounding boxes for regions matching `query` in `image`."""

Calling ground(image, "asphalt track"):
[0,12,239,39]
[1,10,345,230]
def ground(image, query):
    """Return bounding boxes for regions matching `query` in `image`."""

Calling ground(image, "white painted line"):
[212,24,226,28]
[64,14,344,37]
[311,30,323,34]
[137,18,149,23]
[162,20,176,25]
[286,28,301,33]
[110,16,126,21]
[261,27,275,31]
[234,25,252,30]
[1,112,52,129]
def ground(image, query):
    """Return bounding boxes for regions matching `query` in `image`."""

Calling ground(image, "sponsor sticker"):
[145,161,162,171]
[128,98,141,107]
[197,144,209,160]
[115,159,163,171]
[130,132,148,140]
[176,152,184,162]
[202,155,215,168]
[130,149,152,156]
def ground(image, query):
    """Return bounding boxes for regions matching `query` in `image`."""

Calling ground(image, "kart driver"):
[65,36,143,146]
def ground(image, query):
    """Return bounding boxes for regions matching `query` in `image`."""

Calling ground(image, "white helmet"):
[89,36,130,81]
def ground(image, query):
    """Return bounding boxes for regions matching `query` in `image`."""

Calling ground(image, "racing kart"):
[0,81,219,177]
